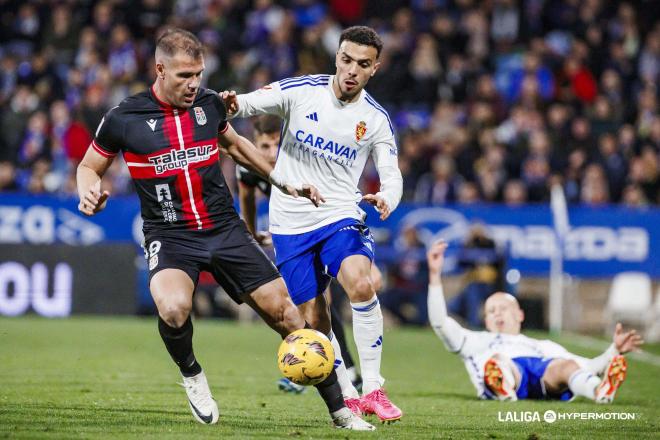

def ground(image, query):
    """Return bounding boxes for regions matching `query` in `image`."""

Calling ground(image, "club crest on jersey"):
[355,121,367,141]
[193,107,207,125]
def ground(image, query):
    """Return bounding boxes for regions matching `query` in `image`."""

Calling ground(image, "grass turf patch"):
[0,316,658,439]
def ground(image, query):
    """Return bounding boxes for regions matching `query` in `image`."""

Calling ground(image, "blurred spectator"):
[448,224,505,328]
[108,25,138,83]
[42,4,79,65]
[595,133,627,201]
[0,0,655,207]
[506,53,554,105]
[414,154,459,204]
[18,111,50,169]
[457,181,481,204]
[50,100,92,165]
[621,184,649,207]
[558,55,598,105]
[580,163,610,205]
[503,180,528,205]
[0,162,18,191]
[380,225,428,326]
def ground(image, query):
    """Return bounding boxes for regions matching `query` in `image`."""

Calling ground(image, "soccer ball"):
[277,329,335,386]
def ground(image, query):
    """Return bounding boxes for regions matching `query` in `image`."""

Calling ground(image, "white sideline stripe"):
[173,109,203,230]
[565,333,660,368]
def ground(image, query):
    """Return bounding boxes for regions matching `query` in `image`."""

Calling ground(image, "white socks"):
[351,295,385,395]
[568,369,601,400]
[328,332,360,399]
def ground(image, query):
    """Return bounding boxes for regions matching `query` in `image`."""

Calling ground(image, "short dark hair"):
[253,115,281,136]
[339,26,383,58]
[156,28,203,59]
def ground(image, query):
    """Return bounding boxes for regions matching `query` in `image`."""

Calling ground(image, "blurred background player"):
[76,28,372,431]
[447,223,505,328]
[223,26,404,422]
[427,241,643,402]
[233,114,372,394]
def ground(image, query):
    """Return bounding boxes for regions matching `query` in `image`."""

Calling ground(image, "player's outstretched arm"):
[427,241,469,352]
[218,124,325,207]
[220,84,286,120]
[76,147,113,216]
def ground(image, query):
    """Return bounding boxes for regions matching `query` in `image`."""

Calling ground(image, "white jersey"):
[452,329,582,398]
[233,74,401,234]
[428,285,617,399]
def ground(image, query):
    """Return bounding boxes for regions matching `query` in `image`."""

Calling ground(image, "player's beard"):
[335,75,361,102]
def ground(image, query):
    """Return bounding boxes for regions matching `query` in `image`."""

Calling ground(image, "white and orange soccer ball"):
[277,329,335,386]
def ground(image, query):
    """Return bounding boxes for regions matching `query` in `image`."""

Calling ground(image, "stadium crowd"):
[0,0,658,206]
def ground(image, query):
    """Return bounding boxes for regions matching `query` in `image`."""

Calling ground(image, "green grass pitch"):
[1,316,658,439]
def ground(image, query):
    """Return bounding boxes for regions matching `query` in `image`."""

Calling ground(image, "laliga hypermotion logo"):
[355,121,367,141]
[148,145,215,174]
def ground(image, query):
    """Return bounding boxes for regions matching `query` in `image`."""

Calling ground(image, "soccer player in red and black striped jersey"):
[76,28,373,431]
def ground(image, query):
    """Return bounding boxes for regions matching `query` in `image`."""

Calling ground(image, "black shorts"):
[143,218,281,304]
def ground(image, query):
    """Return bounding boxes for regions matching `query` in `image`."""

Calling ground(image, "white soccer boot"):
[331,407,375,431]
[181,371,220,424]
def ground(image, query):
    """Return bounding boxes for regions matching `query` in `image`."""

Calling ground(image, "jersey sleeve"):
[428,284,472,353]
[91,108,123,158]
[370,118,403,211]
[233,81,290,119]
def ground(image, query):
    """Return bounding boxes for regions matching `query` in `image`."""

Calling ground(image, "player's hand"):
[220,90,238,115]
[78,182,109,216]
[256,231,272,246]
[362,194,390,220]
[300,184,325,207]
[612,322,644,354]
[427,240,448,275]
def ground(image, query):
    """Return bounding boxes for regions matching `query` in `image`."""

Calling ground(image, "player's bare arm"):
[76,147,113,216]
[218,124,326,207]
[237,181,270,244]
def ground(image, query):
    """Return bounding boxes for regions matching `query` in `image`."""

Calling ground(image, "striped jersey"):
[233,74,399,234]
[92,86,237,232]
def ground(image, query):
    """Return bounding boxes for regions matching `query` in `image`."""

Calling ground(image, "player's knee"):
[158,298,192,328]
[278,301,305,336]
[558,359,580,378]
[545,359,580,389]
[350,277,375,302]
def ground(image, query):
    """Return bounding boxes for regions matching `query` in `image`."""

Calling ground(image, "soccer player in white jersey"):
[222,26,403,421]
[427,241,643,402]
